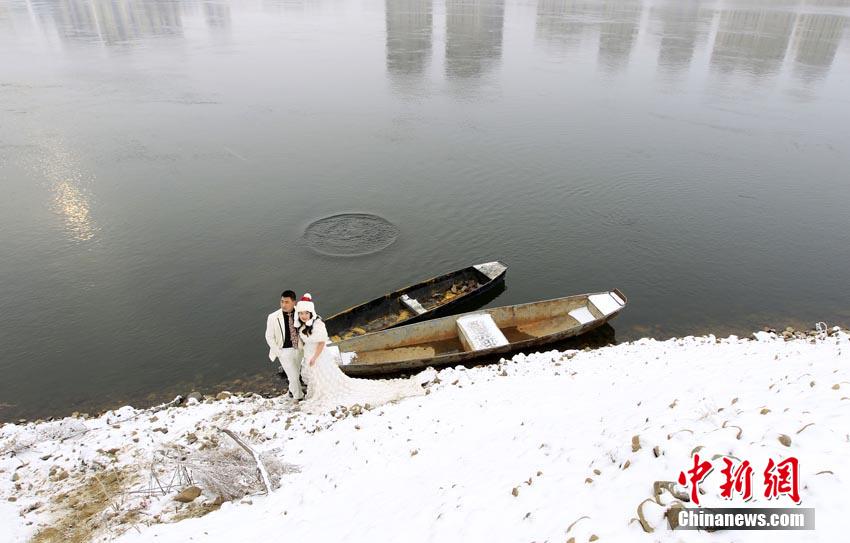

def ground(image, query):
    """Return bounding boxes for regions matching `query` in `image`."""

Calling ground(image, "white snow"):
[2,328,848,543]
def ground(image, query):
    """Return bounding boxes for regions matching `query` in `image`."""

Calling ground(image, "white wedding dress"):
[298,318,435,412]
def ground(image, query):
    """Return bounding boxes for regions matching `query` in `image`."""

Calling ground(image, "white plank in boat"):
[568,306,596,325]
[588,292,625,316]
[400,294,427,315]
[473,261,507,280]
[457,313,509,351]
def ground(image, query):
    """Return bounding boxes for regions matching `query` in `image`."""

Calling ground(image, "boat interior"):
[327,265,500,341]
[335,291,626,366]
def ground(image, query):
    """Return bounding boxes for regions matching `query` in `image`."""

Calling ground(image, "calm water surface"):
[1,0,849,421]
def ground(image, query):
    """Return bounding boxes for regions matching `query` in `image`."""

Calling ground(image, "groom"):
[264,290,305,400]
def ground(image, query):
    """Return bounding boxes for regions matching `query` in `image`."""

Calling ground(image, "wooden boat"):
[324,261,508,342]
[331,289,627,376]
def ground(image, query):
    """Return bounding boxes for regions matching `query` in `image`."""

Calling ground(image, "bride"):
[293,293,435,412]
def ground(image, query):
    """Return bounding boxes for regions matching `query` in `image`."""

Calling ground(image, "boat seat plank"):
[568,306,596,325]
[400,294,428,315]
[473,261,508,280]
[457,313,510,352]
[588,292,625,316]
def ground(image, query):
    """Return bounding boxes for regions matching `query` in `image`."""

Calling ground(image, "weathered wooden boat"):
[331,289,627,376]
[324,261,508,342]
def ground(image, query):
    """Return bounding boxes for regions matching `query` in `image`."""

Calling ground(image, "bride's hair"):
[296,312,320,336]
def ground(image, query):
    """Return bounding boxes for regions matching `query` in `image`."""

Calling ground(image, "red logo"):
[677,455,801,505]
[764,457,801,504]
[720,457,754,501]
[678,453,713,505]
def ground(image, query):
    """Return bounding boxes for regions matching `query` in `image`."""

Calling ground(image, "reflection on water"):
[711,8,797,77]
[535,0,644,72]
[36,140,99,243]
[651,0,713,75]
[792,13,846,82]
[446,0,505,79]
[202,0,231,29]
[50,179,96,242]
[536,0,594,54]
[385,0,433,81]
[33,0,183,45]
[598,0,642,71]
[6,0,848,87]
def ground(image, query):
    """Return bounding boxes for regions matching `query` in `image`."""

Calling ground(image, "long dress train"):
[298,318,435,412]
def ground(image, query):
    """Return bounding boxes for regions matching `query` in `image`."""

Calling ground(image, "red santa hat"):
[295,293,316,315]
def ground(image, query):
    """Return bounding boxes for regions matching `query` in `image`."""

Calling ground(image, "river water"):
[1,0,849,421]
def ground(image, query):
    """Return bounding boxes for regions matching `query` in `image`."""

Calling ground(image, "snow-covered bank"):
[2,328,848,543]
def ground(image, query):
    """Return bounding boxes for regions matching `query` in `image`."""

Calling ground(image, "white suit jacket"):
[265,309,299,361]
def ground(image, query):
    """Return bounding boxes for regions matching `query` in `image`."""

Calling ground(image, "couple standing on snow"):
[264,290,436,411]
[264,290,310,400]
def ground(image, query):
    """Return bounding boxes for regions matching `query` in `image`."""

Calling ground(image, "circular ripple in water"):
[303,213,399,256]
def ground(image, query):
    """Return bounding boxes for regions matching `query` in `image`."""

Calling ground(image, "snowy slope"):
[2,328,848,543]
